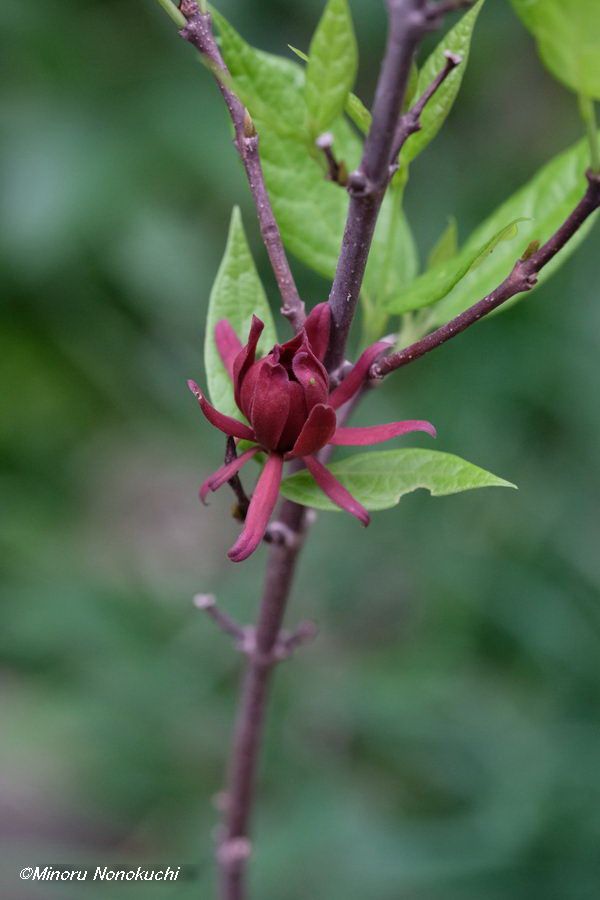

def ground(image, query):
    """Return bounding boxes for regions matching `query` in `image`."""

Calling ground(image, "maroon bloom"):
[189,303,436,562]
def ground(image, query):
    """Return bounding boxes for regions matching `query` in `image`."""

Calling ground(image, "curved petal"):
[292,349,329,409]
[188,380,256,441]
[290,404,337,457]
[251,361,291,451]
[328,340,391,410]
[228,454,284,562]
[199,446,260,503]
[233,316,264,408]
[304,302,331,361]
[303,456,370,527]
[330,420,437,445]
[215,319,243,381]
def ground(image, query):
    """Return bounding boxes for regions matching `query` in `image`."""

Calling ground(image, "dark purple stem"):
[372,170,600,378]
[179,3,305,332]
[218,499,308,900]
[326,0,460,371]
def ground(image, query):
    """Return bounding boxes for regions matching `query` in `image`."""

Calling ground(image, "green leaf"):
[204,208,277,419]
[216,12,362,278]
[280,449,516,511]
[386,218,527,315]
[427,217,458,270]
[361,189,419,343]
[511,0,600,100]
[305,0,358,138]
[432,136,599,325]
[363,188,418,305]
[346,91,371,134]
[399,0,485,168]
[289,44,372,136]
[213,10,306,137]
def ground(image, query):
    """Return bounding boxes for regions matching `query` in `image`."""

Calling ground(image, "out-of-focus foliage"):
[1,2,600,900]
[511,0,600,99]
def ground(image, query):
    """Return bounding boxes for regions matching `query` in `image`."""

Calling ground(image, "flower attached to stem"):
[189,304,436,562]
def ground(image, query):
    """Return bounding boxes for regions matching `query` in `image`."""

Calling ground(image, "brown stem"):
[179,4,305,332]
[218,500,308,900]
[372,170,600,378]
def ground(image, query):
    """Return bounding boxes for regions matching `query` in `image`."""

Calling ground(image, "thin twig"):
[178,3,305,332]
[372,170,600,379]
[390,50,462,162]
[194,593,246,643]
[326,0,458,371]
[316,133,348,186]
[224,437,251,521]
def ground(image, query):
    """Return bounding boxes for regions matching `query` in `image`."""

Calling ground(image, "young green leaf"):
[280,449,515,511]
[427,217,458,271]
[204,208,277,420]
[216,11,362,277]
[363,188,419,313]
[345,91,371,134]
[289,43,372,136]
[361,189,419,344]
[511,0,600,100]
[399,0,486,168]
[212,10,306,136]
[305,0,358,139]
[386,218,527,315]
[432,135,599,325]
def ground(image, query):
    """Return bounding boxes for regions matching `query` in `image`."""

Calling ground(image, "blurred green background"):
[2,1,600,898]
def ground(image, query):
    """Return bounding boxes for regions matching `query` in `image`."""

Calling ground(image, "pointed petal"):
[328,340,391,410]
[330,420,437,446]
[228,454,284,562]
[233,316,264,408]
[199,446,260,503]
[250,361,291,451]
[188,380,256,441]
[303,456,370,527]
[292,349,329,409]
[304,302,331,361]
[291,404,337,457]
[215,319,243,381]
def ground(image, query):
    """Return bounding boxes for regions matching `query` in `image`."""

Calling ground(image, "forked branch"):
[326,0,467,371]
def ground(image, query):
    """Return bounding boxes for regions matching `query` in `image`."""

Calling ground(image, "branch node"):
[316,133,348,186]
[265,521,301,549]
[274,621,319,661]
[217,837,252,867]
[178,0,199,19]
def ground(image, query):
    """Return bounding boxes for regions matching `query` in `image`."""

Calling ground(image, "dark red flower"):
[189,303,435,562]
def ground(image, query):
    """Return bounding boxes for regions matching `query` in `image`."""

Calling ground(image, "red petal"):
[292,349,329,409]
[215,319,243,381]
[291,404,337,457]
[233,316,264,408]
[199,446,260,503]
[303,456,370,527]
[188,380,256,441]
[228,454,284,562]
[330,420,437,445]
[328,340,391,410]
[250,360,291,451]
[304,302,331,361]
